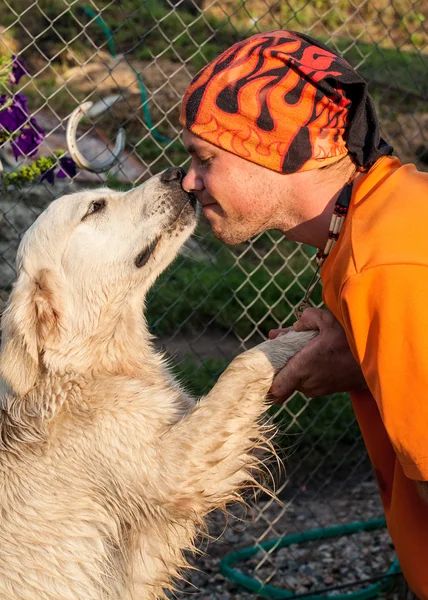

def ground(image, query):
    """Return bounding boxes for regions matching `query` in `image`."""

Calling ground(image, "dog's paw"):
[253,330,318,372]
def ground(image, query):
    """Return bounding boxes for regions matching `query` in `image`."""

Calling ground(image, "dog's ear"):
[0,269,59,396]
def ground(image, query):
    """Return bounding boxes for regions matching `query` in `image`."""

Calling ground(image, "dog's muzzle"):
[160,166,185,185]
[161,167,197,210]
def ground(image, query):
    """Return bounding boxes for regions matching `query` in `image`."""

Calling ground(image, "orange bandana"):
[180,31,392,174]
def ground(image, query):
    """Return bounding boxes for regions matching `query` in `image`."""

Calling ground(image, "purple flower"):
[41,166,56,185]
[57,156,77,179]
[11,117,45,158]
[0,93,30,133]
[9,55,28,85]
[41,156,77,185]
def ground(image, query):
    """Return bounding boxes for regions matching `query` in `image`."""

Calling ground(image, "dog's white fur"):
[0,172,316,600]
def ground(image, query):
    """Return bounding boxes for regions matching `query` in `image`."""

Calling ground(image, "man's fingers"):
[270,358,303,401]
[293,319,312,332]
[268,327,292,339]
[270,373,297,402]
[269,334,323,401]
[293,307,331,332]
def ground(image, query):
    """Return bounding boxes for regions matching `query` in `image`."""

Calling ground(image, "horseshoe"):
[66,101,125,173]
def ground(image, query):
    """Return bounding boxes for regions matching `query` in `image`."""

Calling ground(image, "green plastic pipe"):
[220,518,401,600]
[82,6,171,144]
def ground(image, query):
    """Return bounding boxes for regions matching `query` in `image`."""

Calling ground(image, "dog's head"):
[0,167,197,395]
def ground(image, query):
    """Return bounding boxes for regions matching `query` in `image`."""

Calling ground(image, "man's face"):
[181,129,298,245]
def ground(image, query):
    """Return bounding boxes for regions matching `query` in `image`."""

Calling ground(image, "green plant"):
[170,354,229,397]
[146,226,318,339]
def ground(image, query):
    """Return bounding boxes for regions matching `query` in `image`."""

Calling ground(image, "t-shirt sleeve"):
[340,264,428,481]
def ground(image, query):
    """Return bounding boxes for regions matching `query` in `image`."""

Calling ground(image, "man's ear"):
[0,269,59,396]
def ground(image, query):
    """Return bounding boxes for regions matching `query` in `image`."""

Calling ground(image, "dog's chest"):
[0,377,193,599]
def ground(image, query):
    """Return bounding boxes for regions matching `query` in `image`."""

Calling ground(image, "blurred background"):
[0,1,427,598]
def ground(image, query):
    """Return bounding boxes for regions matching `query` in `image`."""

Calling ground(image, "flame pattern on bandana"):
[180,31,392,173]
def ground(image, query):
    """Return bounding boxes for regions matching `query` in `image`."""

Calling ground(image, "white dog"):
[0,167,315,600]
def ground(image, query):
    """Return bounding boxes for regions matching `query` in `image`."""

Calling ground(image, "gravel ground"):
[169,479,402,600]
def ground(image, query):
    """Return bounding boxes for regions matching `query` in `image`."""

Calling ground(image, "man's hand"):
[269,308,368,401]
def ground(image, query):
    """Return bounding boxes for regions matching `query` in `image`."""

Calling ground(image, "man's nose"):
[160,166,185,184]
[182,165,204,193]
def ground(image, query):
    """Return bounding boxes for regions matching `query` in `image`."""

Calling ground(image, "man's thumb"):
[270,360,301,403]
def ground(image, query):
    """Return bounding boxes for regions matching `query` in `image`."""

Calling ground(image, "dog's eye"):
[82,199,106,220]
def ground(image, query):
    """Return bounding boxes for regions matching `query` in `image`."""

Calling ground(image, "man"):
[179,30,428,597]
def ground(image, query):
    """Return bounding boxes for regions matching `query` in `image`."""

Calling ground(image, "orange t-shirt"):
[321,156,428,596]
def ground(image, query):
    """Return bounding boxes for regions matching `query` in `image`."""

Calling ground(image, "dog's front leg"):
[161,330,316,515]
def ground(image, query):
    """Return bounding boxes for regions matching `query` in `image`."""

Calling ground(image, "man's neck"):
[283,159,360,249]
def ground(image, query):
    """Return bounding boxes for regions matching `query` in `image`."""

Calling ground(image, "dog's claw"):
[66,101,126,173]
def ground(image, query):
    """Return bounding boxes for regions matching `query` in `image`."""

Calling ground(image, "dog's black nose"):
[161,166,185,184]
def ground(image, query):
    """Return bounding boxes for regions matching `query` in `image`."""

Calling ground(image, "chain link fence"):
[1,0,427,597]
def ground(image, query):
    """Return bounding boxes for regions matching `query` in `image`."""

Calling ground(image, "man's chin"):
[202,207,252,245]
[211,225,250,246]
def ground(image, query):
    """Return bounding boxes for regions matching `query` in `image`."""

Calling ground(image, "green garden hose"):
[81,6,117,58]
[220,518,401,600]
[82,6,171,144]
